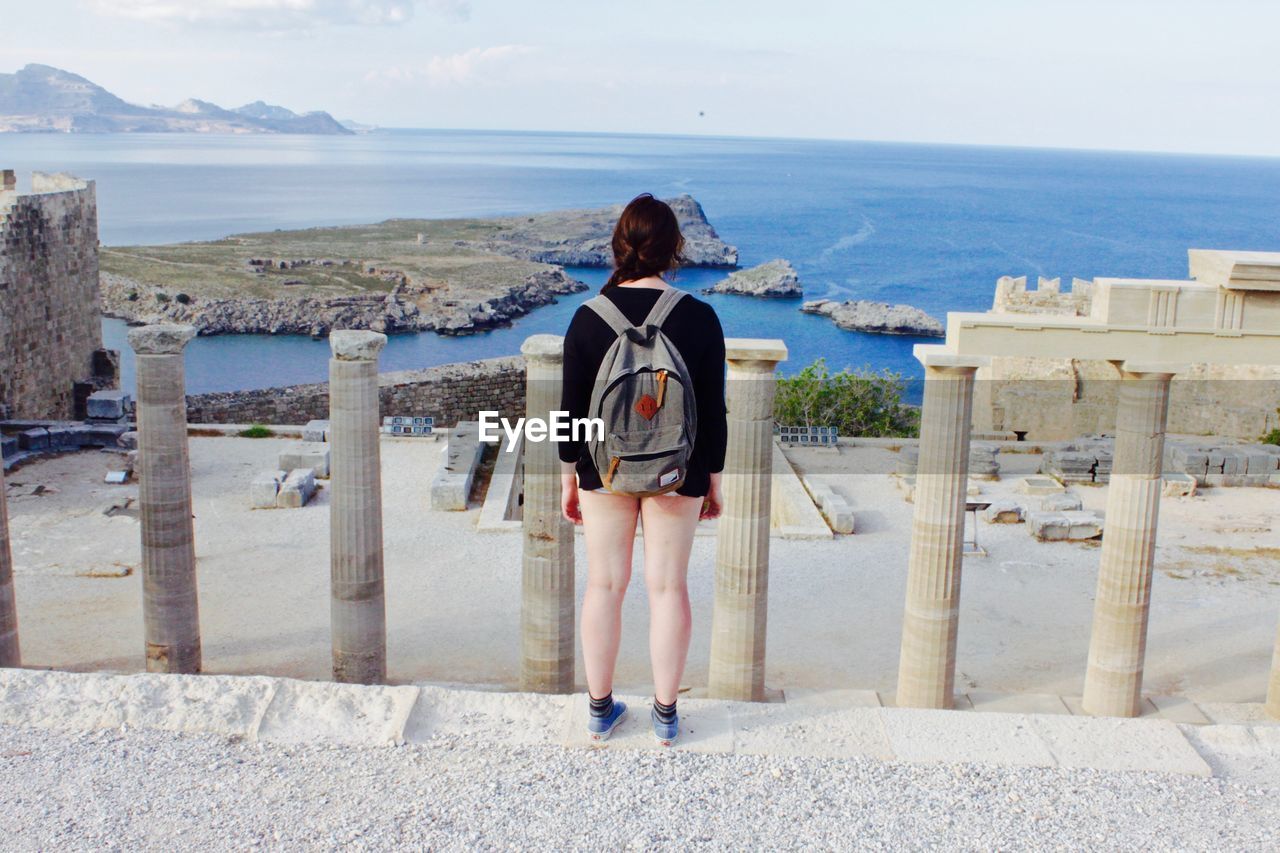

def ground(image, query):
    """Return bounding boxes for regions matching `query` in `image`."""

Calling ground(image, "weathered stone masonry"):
[0,171,110,420]
[186,356,526,426]
[974,274,1280,440]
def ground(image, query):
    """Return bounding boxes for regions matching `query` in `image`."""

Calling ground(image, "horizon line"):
[355,124,1280,163]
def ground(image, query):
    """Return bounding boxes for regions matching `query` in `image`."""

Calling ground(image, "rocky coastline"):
[704,259,802,297]
[100,268,587,336]
[99,194,737,337]
[801,298,945,337]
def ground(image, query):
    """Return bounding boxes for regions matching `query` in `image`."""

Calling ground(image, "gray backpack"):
[584,288,697,496]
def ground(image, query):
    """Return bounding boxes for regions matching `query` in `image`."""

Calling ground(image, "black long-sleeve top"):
[558,285,727,497]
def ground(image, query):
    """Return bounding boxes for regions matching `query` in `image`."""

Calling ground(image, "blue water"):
[6,129,1280,395]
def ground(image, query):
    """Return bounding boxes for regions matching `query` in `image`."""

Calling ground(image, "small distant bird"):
[698,111,705,118]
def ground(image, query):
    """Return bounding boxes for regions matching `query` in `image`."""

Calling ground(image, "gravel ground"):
[1,723,1276,851]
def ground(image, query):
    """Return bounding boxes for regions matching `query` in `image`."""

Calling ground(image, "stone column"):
[0,465,19,668]
[520,335,575,693]
[1083,363,1180,717]
[895,348,988,709]
[128,324,201,674]
[708,339,787,702]
[329,330,388,685]
[1267,618,1280,721]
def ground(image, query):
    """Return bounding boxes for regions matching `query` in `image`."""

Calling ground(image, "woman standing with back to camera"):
[559,193,727,746]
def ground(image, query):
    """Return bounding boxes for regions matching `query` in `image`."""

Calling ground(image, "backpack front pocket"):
[606,424,687,458]
[601,425,689,495]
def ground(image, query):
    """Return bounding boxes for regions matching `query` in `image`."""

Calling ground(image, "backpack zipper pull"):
[605,456,620,488]
[655,370,668,409]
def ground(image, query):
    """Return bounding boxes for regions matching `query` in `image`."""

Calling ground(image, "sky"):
[4,0,1279,156]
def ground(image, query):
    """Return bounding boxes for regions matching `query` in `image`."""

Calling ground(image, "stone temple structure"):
[972,253,1280,440]
[2,165,1278,730]
[0,170,115,420]
[898,249,1280,717]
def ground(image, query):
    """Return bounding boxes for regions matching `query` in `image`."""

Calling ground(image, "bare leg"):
[640,493,702,705]
[579,489,640,699]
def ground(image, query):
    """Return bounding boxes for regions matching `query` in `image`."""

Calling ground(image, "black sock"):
[653,696,676,724]
[589,691,614,719]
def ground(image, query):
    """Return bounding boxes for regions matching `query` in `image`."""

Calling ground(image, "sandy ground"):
[5,437,1279,703]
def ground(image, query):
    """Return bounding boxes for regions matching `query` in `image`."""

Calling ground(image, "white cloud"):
[366,45,533,87]
[83,0,469,28]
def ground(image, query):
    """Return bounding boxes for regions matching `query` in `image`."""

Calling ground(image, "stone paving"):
[2,668,1277,779]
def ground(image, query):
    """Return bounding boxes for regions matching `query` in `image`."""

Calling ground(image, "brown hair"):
[604,193,685,289]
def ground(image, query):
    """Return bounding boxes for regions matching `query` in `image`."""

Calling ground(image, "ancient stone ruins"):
[1,169,1279,730]
[0,170,116,421]
[974,264,1280,440]
[895,250,1280,716]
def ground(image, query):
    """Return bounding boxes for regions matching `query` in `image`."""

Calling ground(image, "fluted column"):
[1083,363,1179,717]
[708,338,787,701]
[329,330,388,684]
[1267,618,1280,720]
[520,334,575,692]
[0,465,19,668]
[896,348,988,709]
[128,324,201,674]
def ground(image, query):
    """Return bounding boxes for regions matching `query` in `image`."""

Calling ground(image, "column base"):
[332,651,387,686]
[145,641,202,675]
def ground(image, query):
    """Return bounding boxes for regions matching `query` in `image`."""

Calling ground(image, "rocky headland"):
[801,298,944,337]
[99,196,738,336]
[459,194,738,267]
[704,259,802,297]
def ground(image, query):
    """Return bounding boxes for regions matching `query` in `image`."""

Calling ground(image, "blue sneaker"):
[587,699,627,741]
[651,702,678,746]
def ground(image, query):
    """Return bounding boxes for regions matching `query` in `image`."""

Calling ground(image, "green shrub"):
[1263,408,1280,446]
[237,425,272,438]
[174,292,191,305]
[155,292,170,303]
[774,358,919,438]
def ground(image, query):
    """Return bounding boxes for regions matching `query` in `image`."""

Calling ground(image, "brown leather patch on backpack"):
[634,394,659,420]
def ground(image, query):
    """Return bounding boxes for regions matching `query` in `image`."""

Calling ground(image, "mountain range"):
[0,64,354,135]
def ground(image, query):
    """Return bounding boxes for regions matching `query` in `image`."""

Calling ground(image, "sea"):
[3,129,1280,397]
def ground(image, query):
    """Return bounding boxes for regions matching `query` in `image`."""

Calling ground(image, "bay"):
[5,129,1280,396]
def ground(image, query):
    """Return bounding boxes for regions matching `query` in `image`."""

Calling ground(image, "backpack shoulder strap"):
[641,287,687,329]
[583,294,633,336]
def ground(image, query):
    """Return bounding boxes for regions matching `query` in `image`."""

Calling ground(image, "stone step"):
[2,669,1275,778]
[430,421,484,511]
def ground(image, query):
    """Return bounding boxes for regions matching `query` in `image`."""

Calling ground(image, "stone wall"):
[977,274,1280,440]
[972,357,1280,440]
[992,275,1094,317]
[186,356,526,426]
[0,171,106,420]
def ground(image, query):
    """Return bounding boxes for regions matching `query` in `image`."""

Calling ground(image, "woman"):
[559,193,727,746]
